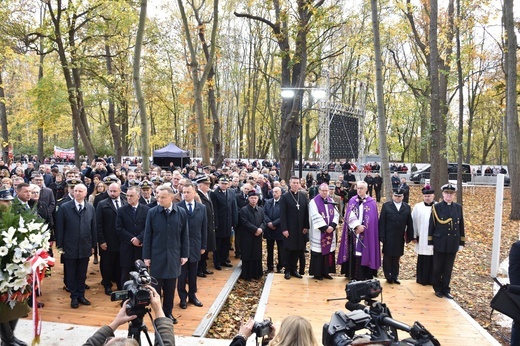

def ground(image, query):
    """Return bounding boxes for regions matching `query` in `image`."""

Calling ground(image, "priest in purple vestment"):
[308,183,340,280]
[337,180,380,280]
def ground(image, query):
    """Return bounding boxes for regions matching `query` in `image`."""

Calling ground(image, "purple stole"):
[337,195,380,271]
[313,195,335,255]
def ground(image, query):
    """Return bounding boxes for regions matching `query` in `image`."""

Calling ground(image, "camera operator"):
[230,316,319,346]
[83,286,175,346]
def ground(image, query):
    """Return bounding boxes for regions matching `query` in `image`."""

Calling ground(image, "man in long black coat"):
[143,185,189,324]
[196,175,216,277]
[177,183,207,308]
[235,183,253,259]
[279,176,309,280]
[263,187,284,273]
[239,190,265,280]
[55,184,97,308]
[96,183,125,294]
[115,186,149,288]
[210,176,238,270]
[378,188,414,284]
[428,183,465,299]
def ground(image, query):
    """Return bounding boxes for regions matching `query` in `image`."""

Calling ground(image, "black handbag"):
[490,277,520,322]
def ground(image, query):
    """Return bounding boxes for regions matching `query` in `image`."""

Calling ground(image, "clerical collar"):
[424,201,434,206]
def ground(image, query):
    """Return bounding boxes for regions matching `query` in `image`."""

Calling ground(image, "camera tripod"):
[127,309,164,346]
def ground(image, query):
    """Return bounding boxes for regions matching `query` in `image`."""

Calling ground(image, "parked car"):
[410,163,472,184]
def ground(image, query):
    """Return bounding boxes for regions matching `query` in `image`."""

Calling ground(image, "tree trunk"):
[370,0,391,200]
[503,0,520,219]
[429,0,442,197]
[0,67,8,162]
[46,2,96,163]
[105,43,122,165]
[455,0,463,204]
[134,0,150,172]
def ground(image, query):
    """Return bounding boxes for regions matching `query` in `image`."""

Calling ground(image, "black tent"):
[152,143,191,168]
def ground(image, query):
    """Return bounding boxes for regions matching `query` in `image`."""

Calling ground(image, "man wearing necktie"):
[116,186,149,289]
[96,183,126,295]
[11,182,33,214]
[263,187,284,273]
[55,184,97,309]
[143,185,189,324]
[177,182,207,309]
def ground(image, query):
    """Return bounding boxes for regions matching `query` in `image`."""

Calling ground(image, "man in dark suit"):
[55,183,97,308]
[235,183,253,260]
[210,176,238,270]
[177,182,207,309]
[196,175,216,277]
[31,172,55,225]
[143,185,189,324]
[115,186,149,288]
[378,188,414,284]
[263,187,284,273]
[428,183,465,299]
[96,183,125,295]
[509,241,520,345]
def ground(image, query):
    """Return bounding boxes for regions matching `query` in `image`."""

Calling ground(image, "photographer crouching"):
[82,286,174,346]
[230,316,319,346]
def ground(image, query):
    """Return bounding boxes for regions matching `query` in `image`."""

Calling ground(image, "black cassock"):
[279,191,309,251]
[239,204,265,280]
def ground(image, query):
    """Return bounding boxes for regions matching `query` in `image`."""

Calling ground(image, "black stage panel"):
[329,111,358,160]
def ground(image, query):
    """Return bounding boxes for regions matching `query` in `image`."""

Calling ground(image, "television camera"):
[323,279,440,346]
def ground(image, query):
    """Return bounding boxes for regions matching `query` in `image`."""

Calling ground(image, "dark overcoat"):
[96,198,126,252]
[177,200,208,263]
[428,201,465,253]
[279,190,309,251]
[378,201,414,257]
[142,204,190,279]
[55,200,97,259]
[263,198,283,241]
[239,205,265,261]
[197,190,216,252]
[115,203,150,267]
[210,187,238,238]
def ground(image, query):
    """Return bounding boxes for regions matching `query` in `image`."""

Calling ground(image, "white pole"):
[490,174,505,278]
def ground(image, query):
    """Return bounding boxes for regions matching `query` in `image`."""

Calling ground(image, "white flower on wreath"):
[0,245,7,256]
[2,226,16,247]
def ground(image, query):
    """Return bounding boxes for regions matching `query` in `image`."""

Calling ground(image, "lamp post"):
[281,87,326,179]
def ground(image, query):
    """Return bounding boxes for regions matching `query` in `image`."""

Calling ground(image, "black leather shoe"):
[393,279,401,285]
[13,337,28,346]
[78,297,91,305]
[291,271,303,279]
[179,301,187,309]
[214,265,222,271]
[104,287,112,295]
[324,274,333,280]
[197,272,207,278]
[204,269,214,275]
[71,298,79,309]
[222,263,233,268]
[386,279,394,284]
[435,292,444,298]
[189,297,203,307]
[444,293,454,299]
[284,271,291,280]
[313,276,323,280]
[166,314,178,324]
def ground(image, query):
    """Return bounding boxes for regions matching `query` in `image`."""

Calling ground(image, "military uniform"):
[428,184,465,298]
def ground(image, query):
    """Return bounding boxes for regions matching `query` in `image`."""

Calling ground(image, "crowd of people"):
[0,154,470,345]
